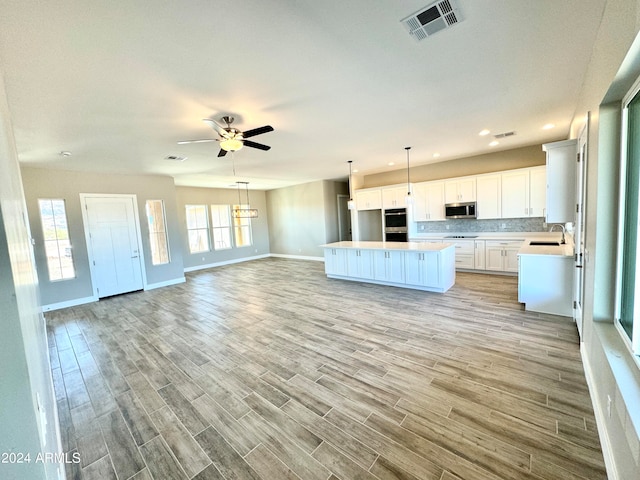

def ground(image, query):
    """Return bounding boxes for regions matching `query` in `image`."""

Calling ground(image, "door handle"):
[131,255,139,258]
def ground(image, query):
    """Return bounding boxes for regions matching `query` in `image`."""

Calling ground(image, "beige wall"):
[175,185,270,269]
[568,0,640,477]
[362,144,548,188]
[21,168,185,307]
[266,180,347,258]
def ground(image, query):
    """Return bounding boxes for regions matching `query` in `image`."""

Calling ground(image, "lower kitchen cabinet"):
[405,251,440,287]
[474,240,486,270]
[485,241,522,272]
[346,248,374,279]
[373,250,405,283]
[324,248,348,276]
[519,253,573,316]
[321,242,455,292]
[451,240,475,269]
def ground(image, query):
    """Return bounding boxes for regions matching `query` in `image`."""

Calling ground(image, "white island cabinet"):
[321,241,455,293]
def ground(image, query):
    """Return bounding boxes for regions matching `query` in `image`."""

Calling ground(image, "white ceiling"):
[0,0,606,190]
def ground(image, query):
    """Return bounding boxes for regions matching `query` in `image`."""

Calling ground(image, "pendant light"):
[347,160,355,210]
[232,181,258,218]
[405,146,413,205]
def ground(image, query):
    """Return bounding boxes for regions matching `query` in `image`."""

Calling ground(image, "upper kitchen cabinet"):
[412,181,445,221]
[543,139,577,224]
[476,173,501,219]
[444,177,476,203]
[382,185,410,209]
[501,166,546,218]
[355,188,382,211]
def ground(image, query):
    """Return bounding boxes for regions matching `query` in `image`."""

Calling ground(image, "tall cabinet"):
[543,139,577,223]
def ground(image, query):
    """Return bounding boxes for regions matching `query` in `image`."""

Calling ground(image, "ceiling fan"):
[178,116,274,157]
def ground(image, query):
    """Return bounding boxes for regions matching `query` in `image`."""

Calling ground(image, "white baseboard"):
[41,295,97,312]
[145,276,186,290]
[269,253,324,262]
[581,342,619,480]
[183,254,270,273]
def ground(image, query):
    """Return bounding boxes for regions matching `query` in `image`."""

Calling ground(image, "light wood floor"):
[47,257,607,480]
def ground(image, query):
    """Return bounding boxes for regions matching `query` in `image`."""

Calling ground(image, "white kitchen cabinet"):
[476,174,501,219]
[543,139,577,223]
[529,166,546,217]
[451,239,475,269]
[346,249,374,279]
[405,251,440,287]
[501,167,546,218]
[324,248,348,275]
[373,249,405,283]
[412,181,445,221]
[485,240,522,272]
[445,177,476,203]
[474,240,486,270]
[355,188,382,211]
[382,185,409,209]
[519,253,573,316]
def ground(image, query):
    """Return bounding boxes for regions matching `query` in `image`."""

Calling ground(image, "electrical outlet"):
[419,224,425,231]
[501,223,506,229]
[607,394,612,417]
[445,225,450,230]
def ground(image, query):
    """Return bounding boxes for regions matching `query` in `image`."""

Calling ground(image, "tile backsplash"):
[417,217,547,233]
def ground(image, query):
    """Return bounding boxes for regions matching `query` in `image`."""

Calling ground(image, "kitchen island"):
[321,241,455,293]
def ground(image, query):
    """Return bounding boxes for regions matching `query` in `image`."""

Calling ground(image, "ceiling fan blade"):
[242,125,274,139]
[177,139,216,144]
[203,118,227,132]
[217,149,228,157]
[243,139,271,151]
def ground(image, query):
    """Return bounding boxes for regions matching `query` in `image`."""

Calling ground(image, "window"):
[233,204,253,248]
[617,84,640,355]
[185,205,210,253]
[211,205,232,250]
[38,199,75,281]
[145,200,170,265]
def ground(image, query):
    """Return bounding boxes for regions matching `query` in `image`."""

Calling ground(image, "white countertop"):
[518,238,574,257]
[321,241,454,252]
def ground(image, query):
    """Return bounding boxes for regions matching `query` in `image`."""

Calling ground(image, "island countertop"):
[321,241,453,252]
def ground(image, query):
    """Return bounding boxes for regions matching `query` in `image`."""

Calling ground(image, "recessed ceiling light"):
[542,123,555,130]
[59,151,72,157]
[433,153,441,158]
[353,169,359,173]
[489,140,499,147]
[479,129,490,136]
[388,162,395,166]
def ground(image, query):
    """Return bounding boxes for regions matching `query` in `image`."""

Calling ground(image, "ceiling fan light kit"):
[178,115,273,158]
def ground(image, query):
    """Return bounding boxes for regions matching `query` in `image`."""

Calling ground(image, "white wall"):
[0,67,61,478]
[569,0,640,477]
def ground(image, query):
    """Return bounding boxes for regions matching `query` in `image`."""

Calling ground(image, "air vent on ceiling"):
[493,131,516,139]
[401,0,462,41]
[164,155,187,162]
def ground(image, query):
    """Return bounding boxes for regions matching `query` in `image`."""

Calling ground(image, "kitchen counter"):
[321,240,453,251]
[321,241,455,293]
[518,238,574,317]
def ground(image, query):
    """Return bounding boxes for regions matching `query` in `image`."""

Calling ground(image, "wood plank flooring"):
[46,257,607,480]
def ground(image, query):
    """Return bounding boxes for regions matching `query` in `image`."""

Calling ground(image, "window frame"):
[185,204,211,254]
[615,76,640,356]
[232,204,253,248]
[38,198,76,281]
[210,204,233,251]
[145,200,170,265]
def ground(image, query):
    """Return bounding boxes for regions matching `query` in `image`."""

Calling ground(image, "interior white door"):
[84,196,144,298]
[574,123,588,338]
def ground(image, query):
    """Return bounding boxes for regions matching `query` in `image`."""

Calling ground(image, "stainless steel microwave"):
[445,202,476,219]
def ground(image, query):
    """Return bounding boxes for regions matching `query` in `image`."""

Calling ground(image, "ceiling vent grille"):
[164,155,187,162]
[401,0,462,41]
[493,131,516,139]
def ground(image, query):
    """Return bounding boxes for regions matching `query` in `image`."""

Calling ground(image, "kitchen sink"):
[529,241,560,246]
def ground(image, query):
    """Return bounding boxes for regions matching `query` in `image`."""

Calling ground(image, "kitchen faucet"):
[549,224,566,244]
